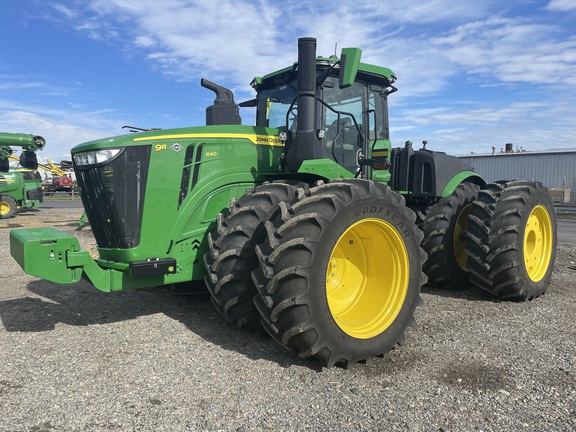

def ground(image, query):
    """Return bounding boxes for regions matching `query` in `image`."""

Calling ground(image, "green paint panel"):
[9,127,288,291]
[339,48,362,88]
[0,132,45,150]
[0,172,24,199]
[298,159,355,179]
[441,171,485,197]
[10,228,84,284]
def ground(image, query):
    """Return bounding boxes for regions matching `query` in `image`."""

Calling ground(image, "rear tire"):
[419,182,479,288]
[252,179,426,367]
[0,194,17,219]
[204,181,303,329]
[464,180,557,300]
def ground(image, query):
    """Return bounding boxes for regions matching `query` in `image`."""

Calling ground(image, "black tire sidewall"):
[444,183,479,272]
[304,192,423,357]
[468,180,558,300]
[0,195,17,219]
[204,182,302,327]
[420,182,479,288]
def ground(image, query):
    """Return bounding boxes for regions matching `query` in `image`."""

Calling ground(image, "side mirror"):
[339,48,362,88]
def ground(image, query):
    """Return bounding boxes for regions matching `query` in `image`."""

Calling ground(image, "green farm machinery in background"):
[10,38,557,367]
[0,132,45,219]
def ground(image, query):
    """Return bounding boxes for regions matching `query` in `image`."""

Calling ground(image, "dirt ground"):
[1,207,575,431]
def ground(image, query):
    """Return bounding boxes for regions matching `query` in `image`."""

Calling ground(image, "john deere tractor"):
[10,38,556,367]
[1,132,45,219]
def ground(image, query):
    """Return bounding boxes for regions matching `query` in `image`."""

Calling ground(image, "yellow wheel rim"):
[326,218,409,339]
[453,204,473,269]
[0,201,9,216]
[524,205,553,282]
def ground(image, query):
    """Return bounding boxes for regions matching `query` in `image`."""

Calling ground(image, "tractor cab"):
[249,40,397,177]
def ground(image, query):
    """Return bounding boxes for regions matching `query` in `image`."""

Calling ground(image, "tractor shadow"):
[420,283,503,302]
[1,281,502,371]
[0,279,312,369]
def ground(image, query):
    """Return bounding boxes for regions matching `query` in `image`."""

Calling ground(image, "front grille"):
[74,146,151,249]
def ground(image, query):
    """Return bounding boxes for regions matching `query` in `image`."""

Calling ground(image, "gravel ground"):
[1,208,575,431]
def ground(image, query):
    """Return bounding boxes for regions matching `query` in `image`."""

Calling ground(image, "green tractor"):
[10,38,556,367]
[0,170,44,219]
[0,133,45,219]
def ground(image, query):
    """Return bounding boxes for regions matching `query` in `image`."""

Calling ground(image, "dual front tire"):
[205,179,426,367]
[203,182,302,329]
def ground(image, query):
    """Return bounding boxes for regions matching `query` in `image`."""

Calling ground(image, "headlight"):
[73,149,121,166]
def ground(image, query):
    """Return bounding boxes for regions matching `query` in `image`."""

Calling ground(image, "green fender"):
[441,171,486,198]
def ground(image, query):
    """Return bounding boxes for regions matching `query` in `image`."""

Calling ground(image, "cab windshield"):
[256,79,298,129]
[255,70,389,173]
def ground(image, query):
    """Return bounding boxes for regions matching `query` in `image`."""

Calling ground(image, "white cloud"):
[41,0,574,100]
[42,1,445,83]
[72,0,284,85]
[0,110,118,162]
[546,0,576,11]
[134,35,155,48]
[431,17,576,86]
[0,80,44,91]
[366,0,498,24]
[47,2,78,20]
[35,0,467,108]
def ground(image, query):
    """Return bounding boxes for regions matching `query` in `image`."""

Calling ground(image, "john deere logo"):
[171,143,183,152]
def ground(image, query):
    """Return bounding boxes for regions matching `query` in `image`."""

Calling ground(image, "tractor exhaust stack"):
[285,37,323,171]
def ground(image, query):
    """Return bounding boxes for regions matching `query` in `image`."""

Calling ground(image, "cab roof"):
[251,55,397,90]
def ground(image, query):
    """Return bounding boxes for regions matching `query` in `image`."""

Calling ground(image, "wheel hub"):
[326,218,409,339]
[523,205,553,282]
[0,201,9,215]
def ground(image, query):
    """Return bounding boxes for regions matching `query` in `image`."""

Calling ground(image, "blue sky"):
[1,0,575,163]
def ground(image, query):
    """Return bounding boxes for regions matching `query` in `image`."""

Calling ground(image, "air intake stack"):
[201,78,242,126]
